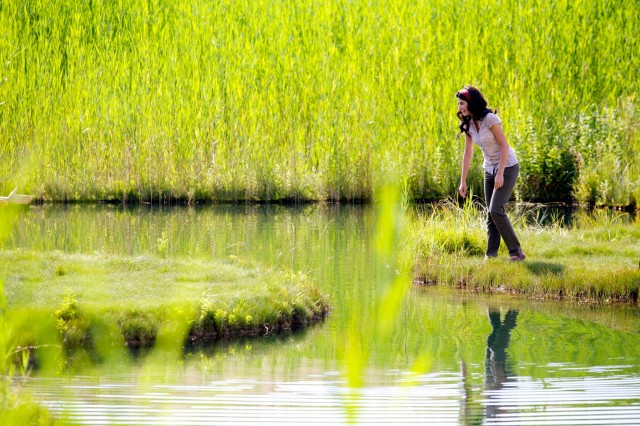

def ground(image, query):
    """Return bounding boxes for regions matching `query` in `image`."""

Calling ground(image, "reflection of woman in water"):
[484,308,518,419]
[460,308,519,425]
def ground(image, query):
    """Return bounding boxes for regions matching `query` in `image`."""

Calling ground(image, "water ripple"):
[20,370,640,425]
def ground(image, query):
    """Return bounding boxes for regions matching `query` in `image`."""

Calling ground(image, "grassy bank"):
[1,250,330,362]
[410,200,640,303]
[1,0,639,205]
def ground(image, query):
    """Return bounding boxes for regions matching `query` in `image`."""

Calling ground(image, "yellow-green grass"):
[1,0,639,205]
[1,250,330,353]
[410,201,640,303]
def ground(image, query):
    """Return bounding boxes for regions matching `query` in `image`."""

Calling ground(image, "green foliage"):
[517,139,579,202]
[411,197,486,258]
[116,309,158,348]
[433,229,485,256]
[156,232,169,257]
[189,273,329,343]
[569,104,640,206]
[54,293,91,349]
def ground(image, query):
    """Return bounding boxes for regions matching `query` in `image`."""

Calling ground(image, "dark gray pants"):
[484,164,522,257]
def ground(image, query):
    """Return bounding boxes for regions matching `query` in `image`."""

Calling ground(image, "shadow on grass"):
[524,261,565,276]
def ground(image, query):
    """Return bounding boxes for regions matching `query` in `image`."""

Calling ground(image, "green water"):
[4,204,640,425]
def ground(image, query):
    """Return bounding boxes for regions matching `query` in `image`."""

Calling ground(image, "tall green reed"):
[1,0,638,204]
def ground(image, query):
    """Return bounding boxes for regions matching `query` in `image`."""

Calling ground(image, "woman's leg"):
[487,164,522,256]
[484,172,502,258]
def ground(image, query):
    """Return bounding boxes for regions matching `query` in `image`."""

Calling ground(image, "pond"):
[4,204,640,425]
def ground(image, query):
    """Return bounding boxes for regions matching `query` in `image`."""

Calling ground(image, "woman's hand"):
[458,182,468,198]
[494,173,504,190]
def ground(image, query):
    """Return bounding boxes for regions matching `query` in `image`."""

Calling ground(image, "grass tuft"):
[410,203,640,304]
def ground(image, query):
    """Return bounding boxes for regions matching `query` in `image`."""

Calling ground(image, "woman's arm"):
[458,134,474,198]
[490,124,510,190]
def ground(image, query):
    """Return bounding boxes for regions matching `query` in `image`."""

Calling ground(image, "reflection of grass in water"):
[410,199,640,303]
[511,308,640,379]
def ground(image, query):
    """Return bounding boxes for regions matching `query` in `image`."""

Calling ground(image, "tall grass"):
[1,0,638,204]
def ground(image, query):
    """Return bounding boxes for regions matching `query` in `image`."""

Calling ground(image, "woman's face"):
[458,99,470,117]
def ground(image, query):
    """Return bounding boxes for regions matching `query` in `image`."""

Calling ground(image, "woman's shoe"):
[509,253,526,262]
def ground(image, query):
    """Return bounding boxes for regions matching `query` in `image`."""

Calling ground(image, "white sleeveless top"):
[468,113,518,173]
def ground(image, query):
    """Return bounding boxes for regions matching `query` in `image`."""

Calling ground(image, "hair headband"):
[456,89,471,102]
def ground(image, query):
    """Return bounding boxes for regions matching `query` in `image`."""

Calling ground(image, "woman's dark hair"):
[455,86,496,136]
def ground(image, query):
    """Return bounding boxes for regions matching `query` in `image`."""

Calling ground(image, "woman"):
[456,86,525,261]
